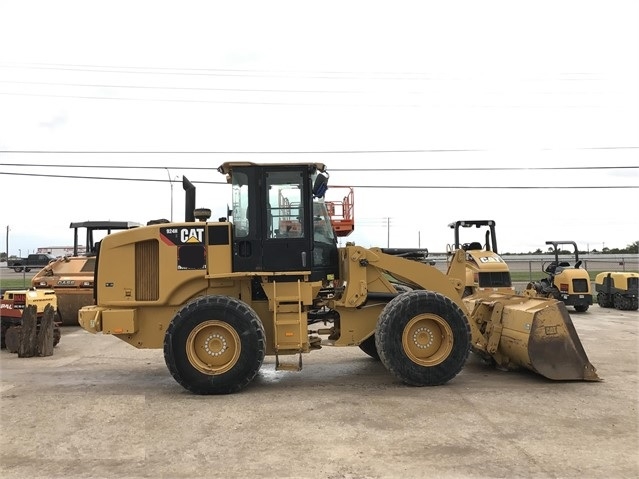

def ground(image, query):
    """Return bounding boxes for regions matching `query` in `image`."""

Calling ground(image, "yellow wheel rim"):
[186,320,241,375]
[402,314,454,366]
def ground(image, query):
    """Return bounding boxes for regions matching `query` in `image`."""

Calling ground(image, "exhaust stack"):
[183,176,196,222]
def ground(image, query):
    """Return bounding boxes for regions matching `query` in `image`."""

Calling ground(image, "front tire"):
[375,291,470,386]
[164,295,266,395]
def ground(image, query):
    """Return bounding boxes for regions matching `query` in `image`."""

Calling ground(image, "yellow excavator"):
[78,162,599,394]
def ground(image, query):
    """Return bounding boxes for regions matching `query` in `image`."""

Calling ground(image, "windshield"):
[313,199,336,244]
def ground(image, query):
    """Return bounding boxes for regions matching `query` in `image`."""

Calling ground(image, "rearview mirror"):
[313,172,329,198]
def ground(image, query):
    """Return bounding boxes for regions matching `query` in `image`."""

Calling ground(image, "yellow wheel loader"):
[526,241,593,313]
[447,220,514,297]
[78,162,599,394]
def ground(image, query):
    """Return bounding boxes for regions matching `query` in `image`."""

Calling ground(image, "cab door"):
[231,165,312,274]
[261,168,311,272]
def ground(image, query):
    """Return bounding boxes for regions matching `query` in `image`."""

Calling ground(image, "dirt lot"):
[1,306,638,479]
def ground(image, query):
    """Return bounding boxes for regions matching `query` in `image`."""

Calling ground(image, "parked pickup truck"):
[7,253,56,273]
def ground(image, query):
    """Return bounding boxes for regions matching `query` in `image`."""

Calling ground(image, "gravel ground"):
[1,306,638,479]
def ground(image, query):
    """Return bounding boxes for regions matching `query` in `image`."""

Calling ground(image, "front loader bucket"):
[472,296,600,381]
[526,302,599,380]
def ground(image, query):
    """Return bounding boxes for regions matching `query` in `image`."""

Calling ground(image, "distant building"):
[37,246,86,257]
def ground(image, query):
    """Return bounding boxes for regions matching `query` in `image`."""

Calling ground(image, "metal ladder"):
[272,280,305,371]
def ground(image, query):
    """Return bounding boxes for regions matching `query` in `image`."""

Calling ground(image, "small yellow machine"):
[526,241,593,312]
[447,220,514,297]
[1,288,60,349]
[595,272,638,311]
[79,162,599,394]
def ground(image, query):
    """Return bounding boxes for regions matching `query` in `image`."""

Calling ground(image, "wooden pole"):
[18,305,38,357]
[36,304,55,357]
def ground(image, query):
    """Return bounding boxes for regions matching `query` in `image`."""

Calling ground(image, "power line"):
[1,147,637,155]
[0,171,223,184]
[0,61,602,82]
[0,62,449,80]
[0,80,381,95]
[1,162,638,172]
[0,171,636,189]
[2,161,639,173]
[0,91,418,108]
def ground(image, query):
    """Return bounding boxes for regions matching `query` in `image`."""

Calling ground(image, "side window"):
[266,171,305,238]
[232,172,250,238]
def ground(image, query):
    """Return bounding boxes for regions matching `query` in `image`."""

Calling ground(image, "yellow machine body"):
[595,271,639,311]
[447,220,514,297]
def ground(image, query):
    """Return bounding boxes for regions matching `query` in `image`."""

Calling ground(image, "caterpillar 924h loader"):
[78,162,599,394]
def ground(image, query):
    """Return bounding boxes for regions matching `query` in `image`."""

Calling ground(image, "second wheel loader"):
[78,162,599,394]
[448,220,514,297]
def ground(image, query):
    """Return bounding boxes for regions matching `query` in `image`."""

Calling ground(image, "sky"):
[0,0,638,257]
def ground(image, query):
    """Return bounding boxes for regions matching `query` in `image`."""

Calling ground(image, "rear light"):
[560,283,569,292]
[13,293,26,309]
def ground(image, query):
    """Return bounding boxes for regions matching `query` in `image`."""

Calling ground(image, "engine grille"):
[135,240,159,301]
[478,271,512,288]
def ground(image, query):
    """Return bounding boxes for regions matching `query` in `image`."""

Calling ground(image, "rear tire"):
[375,290,470,386]
[164,296,265,394]
[574,304,589,313]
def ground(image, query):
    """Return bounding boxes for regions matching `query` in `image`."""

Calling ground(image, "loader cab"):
[449,219,499,253]
[220,162,339,281]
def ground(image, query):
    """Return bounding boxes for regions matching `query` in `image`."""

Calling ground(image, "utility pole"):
[5,225,9,259]
[386,217,390,248]
[165,168,174,222]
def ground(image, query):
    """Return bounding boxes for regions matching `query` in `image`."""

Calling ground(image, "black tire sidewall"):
[358,334,380,360]
[164,296,265,394]
[376,290,470,386]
